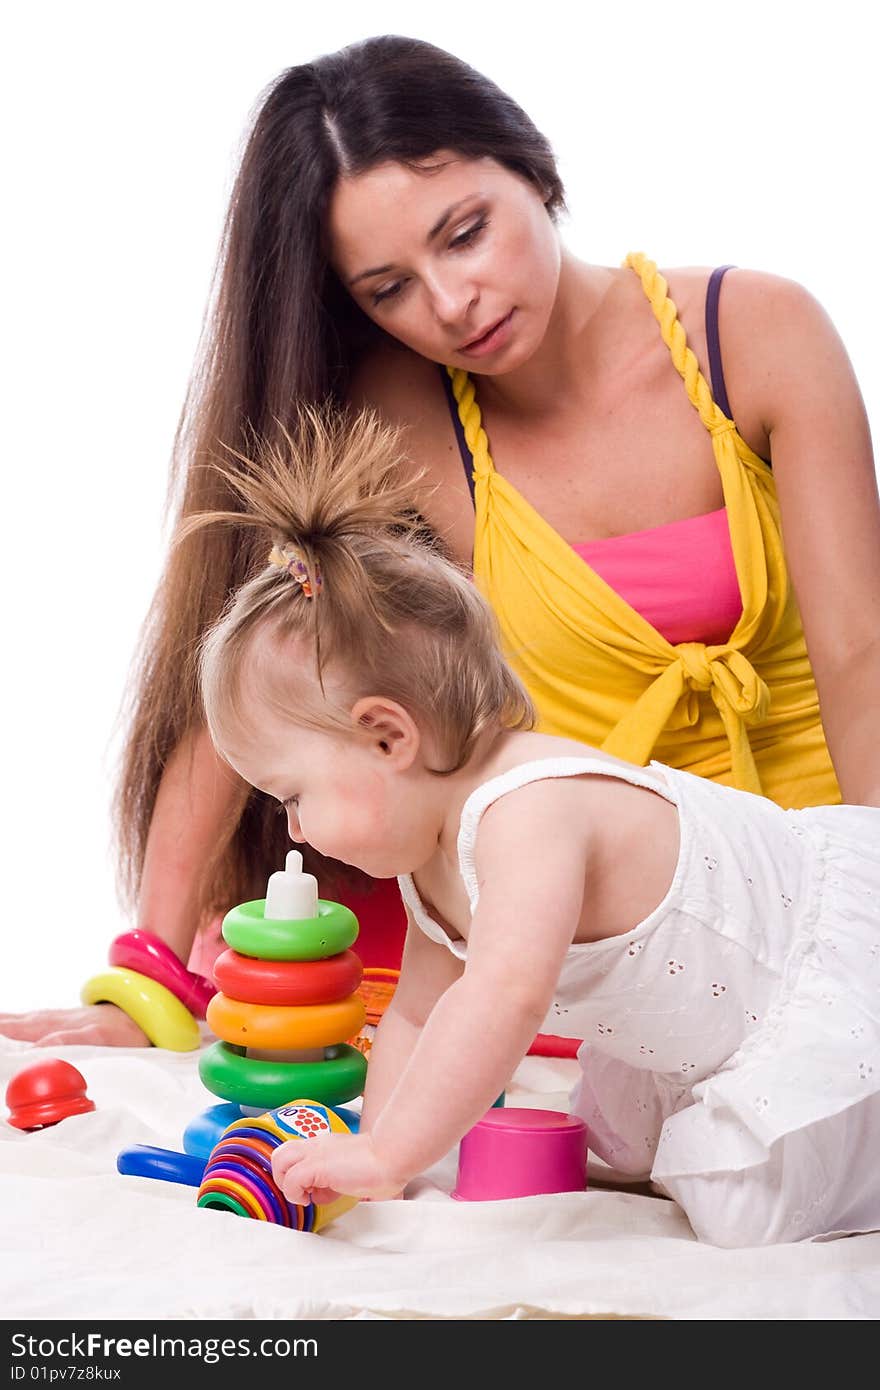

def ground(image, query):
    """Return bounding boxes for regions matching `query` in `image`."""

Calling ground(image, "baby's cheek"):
[308,798,377,863]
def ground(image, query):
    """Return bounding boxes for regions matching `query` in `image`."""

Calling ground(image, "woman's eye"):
[371,221,487,306]
[372,280,406,306]
[276,795,299,815]
[451,218,488,249]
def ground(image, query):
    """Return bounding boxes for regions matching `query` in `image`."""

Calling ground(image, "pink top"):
[573,507,741,646]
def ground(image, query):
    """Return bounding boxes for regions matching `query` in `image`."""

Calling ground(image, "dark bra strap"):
[439,366,476,505]
[706,265,736,420]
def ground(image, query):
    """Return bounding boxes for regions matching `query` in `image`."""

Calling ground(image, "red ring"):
[212,948,363,1006]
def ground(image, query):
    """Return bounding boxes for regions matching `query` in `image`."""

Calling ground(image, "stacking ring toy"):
[206,1146,287,1219]
[197,1117,304,1227]
[198,1041,367,1109]
[109,929,216,1018]
[212,948,363,1006]
[201,1164,278,1220]
[182,1102,244,1159]
[221,899,358,961]
[81,967,200,1051]
[196,1102,356,1232]
[206,993,366,1050]
[197,1189,251,1218]
[226,1099,356,1142]
[117,1144,207,1186]
[198,1174,269,1221]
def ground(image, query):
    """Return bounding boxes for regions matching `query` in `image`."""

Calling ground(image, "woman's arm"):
[136,725,246,962]
[0,727,246,1045]
[720,270,880,806]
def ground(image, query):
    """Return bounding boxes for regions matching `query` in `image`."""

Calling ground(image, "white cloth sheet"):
[2,1035,879,1321]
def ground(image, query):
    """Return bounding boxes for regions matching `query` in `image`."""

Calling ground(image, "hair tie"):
[268,543,322,598]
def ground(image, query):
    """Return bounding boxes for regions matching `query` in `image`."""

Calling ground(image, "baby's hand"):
[271,1132,406,1205]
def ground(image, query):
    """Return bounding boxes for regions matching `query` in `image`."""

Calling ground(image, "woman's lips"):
[458,310,515,357]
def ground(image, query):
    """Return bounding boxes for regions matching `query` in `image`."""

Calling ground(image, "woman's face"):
[326,153,561,372]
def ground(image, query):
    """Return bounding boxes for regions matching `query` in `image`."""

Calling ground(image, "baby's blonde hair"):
[181,405,535,771]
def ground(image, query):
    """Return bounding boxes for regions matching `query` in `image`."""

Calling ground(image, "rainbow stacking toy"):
[196,1099,358,1230]
[117,851,367,1232]
[198,850,368,1113]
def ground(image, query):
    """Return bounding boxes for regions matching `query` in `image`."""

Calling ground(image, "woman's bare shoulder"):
[348,338,448,426]
[347,339,474,557]
[663,262,827,345]
[661,263,827,455]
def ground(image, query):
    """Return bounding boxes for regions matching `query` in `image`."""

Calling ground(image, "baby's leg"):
[654,1093,880,1248]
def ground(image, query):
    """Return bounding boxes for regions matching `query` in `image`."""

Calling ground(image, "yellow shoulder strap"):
[624,252,734,440]
[445,365,494,480]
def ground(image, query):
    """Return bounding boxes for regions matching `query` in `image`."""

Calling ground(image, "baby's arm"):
[359,905,464,1134]
[274,781,588,1201]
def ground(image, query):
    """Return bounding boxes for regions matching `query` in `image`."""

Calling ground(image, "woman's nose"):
[286,809,305,843]
[427,272,477,328]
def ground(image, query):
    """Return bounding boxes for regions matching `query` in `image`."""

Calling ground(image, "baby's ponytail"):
[184,404,534,771]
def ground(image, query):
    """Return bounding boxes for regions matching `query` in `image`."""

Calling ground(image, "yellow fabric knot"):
[602,644,772,793]
[676,643,770,722]
[676,642,715,691]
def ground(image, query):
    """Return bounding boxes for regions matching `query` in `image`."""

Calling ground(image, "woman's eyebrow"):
[347,196,481,286]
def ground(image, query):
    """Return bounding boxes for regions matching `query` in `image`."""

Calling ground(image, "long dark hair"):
[114,34,566,923]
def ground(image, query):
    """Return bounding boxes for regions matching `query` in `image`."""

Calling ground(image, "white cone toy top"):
[263,850,319,922]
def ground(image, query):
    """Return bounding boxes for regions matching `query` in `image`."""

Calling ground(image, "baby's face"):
[219,703,423,881]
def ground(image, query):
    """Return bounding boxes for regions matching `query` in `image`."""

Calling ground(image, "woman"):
[3,33,877,1047]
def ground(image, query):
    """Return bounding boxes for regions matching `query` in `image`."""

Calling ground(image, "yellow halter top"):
[445,253,840,811]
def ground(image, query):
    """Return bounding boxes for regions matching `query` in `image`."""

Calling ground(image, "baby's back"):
[544,757,824,1079]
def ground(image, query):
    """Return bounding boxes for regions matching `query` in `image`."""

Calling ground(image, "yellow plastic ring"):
[206,992,366,1050]
[81,967,201,1052]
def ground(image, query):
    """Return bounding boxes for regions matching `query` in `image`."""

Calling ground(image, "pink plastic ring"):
[109,929,216,1019]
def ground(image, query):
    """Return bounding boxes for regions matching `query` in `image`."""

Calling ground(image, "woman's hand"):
[0,1003,150,1048]
[272,1132,407,1205]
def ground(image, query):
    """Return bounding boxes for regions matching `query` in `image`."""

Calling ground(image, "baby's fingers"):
[279,1164,320,1205]
[305,1185,342,1206]
[272,1144,315,1201]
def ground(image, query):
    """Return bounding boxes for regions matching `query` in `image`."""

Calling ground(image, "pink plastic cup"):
[452,1107,588,1201]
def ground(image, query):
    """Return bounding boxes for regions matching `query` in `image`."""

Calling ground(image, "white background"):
[3,0,877,1010]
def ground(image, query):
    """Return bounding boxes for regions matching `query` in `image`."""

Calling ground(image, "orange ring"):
[212,948,363,1006]
[206,992,366,1050]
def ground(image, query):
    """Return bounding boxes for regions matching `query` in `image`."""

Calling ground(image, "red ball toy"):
[5,1059,96,1130]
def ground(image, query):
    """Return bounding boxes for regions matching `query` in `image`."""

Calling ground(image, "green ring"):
[198,1041,367,1109]
[221,899,359,961]
[197,1192,250,1217]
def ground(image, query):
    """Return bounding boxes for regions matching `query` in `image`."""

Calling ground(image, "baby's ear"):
[350,696,420,769]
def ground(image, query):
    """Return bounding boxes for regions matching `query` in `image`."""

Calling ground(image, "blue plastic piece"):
[182,1102,243,1158]
[117,1144,207,1186]
[330,1104,361,1133]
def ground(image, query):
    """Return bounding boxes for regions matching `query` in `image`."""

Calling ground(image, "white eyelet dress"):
[397,756,880,1248]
